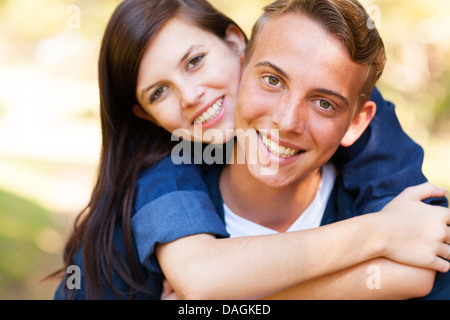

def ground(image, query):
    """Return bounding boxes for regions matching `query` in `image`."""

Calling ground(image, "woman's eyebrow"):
[180,45,203,64]
[141,83,158,102]
[140,45,205,101]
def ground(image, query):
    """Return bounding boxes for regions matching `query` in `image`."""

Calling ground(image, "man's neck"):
[219,161,322,233]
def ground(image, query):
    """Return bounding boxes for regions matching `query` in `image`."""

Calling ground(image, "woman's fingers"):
[400,182,447,202]
[434,243,450,273]
[441,243,450,261]
[380,182,450,272]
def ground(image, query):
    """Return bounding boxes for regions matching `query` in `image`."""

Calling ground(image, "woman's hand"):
[376,183,450,273]
[160,279,174,299]
[161,279,180,300]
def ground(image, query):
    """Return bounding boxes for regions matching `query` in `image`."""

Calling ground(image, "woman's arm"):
[157,224,376,300]
[157,183,450,300]
[262,258,436,300]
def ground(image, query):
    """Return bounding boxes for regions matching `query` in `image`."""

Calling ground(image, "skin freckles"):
[221,13,376,230]
[234,13,373,189]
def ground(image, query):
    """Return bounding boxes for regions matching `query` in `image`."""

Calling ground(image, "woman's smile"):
[193,96,225,126]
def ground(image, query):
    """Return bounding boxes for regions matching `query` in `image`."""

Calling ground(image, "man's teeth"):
[261,134,301,158]
[194,98,223,124]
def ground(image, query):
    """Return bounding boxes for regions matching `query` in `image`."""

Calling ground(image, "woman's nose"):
[180,84,205,109]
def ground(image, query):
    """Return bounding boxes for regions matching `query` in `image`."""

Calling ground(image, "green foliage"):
[0,189,63,299]
[431,70,450,133]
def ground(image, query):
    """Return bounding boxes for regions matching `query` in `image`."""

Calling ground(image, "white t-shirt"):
[224,163,337,238]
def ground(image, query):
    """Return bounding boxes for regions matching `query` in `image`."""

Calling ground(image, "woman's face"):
[135,17,246,144]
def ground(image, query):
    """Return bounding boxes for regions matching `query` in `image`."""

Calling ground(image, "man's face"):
[234,13,370,187]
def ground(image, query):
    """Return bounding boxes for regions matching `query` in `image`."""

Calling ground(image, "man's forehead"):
[247,12,369,109]
[254,13,347,57]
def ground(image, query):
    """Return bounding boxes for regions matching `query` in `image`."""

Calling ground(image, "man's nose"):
[272,98,306,134]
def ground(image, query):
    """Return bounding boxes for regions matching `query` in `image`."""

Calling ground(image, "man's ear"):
[340,100,377,147]
[225,24,247,62]
[132,105,159,125]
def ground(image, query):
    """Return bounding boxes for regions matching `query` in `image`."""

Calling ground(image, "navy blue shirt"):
[54,88,448,300]
[334,88,448,212]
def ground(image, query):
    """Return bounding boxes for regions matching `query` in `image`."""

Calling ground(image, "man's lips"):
[259,132,304,158]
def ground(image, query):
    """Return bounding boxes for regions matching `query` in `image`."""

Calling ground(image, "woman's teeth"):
[260,133,301,158]
[194,98,223,124]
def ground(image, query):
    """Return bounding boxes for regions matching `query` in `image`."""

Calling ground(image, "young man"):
[210,0,450,299]
[223,0,385,233]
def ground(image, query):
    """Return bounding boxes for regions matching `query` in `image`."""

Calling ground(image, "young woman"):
[53,0,449,300]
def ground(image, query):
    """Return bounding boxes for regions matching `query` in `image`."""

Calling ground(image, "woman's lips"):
[193,97,224,125]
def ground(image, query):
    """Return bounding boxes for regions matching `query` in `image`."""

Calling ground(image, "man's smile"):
[259,132,304,158]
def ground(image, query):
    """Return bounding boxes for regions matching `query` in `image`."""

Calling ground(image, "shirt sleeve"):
[333,87,448,215]
[131,157,229,273]
[53,227,165,300]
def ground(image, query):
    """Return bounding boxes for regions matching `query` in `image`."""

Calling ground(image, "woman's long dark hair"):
[54,0,246,299]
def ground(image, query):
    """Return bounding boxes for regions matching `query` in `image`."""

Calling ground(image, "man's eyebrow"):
[255,61,290,80]
[255,62,350,107]
[316,88,350,107]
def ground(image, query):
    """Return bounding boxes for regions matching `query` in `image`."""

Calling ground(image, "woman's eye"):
[150,86,167,103]
[315,99,333,110]
[187,54,204,69]
[263,76,282,87]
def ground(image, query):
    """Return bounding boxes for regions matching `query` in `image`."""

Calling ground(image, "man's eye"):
[150,86,167,103]
[187,54,204,69]
[315,99,333,110]
[263,76,282,87]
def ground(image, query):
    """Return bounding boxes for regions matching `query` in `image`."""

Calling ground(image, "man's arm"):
[262,258,436,300]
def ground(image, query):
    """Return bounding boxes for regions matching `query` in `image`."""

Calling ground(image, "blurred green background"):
[0,0,449,300]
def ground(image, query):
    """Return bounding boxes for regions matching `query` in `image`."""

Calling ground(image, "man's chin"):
[247,163,294,188]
